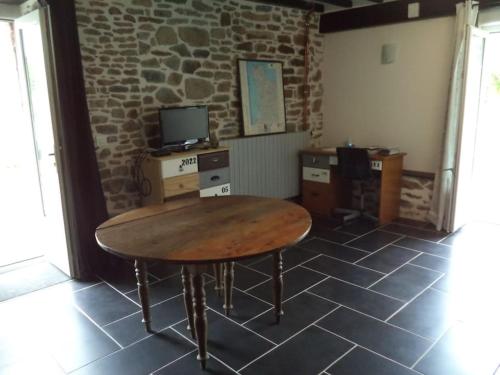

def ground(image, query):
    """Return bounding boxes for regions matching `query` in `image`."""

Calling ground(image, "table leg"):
[181,266,196,339]
[192,268,209,369]
[223,261,234,316]
[273,251,284,323]
[213,264,223,297]
[134,259,152,333]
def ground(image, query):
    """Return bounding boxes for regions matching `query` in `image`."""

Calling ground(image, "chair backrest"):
[336,147,372,180]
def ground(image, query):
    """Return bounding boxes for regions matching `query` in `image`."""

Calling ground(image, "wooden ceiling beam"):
[320,0,462,33]
[317,0,353,8]
[247,0,324,12]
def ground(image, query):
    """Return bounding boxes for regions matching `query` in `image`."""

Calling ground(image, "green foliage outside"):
[493,74,500,94]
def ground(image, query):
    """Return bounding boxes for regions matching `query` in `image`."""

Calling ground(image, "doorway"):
[0,10,71,300]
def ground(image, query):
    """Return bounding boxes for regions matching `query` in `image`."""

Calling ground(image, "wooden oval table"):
[95,195,311,368]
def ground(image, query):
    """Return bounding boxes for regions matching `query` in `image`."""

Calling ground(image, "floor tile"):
[310,226,357,244]
[298,238,368,262]
[389,288,453,340]
[173,310,274,371]
[410,253,451,273]
[317,307,431,366]
[309,278,404,320]
[72,282,140,326]
[126,274,183,306]
[246,266,326,304]
[245,292,338,344]
[328,347,422,375]
[99,263,148,294]
[338,219,380,236]
[370,264,443,301]
[439,222,500,247]
[347,231,402,252]
[357,245,420,273]
[394,237,453,258]
[232,264,270,291]
[415,323,500,375]
[382,224,448,242]
[206,285,272,324]
[154,351,237,374]
[304,255,384,287]
[1,353,66,375]
[71,328,194,375]
[104,295,187,347]
[249,246,318,275]
[240,325,353,375]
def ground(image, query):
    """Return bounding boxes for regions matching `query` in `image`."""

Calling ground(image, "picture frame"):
[238,59,286,137]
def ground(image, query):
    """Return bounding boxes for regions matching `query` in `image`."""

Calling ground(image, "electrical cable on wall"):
[132,149,154,197]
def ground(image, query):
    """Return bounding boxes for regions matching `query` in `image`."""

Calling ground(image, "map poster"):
[238,59,286,136]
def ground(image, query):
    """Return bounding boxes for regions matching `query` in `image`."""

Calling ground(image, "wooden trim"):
[320,0,460,34]
[402,170,435,179]
[247,0,324,12]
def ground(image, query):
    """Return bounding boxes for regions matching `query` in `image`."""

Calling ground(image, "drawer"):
[200,183,230,197]
[302,154,330,170]
[198,151,229,171]
[161,155,198,178]
[303,167,330,184]
[199,167,230,189]
[163,173,200,198]
[302,181,332,216]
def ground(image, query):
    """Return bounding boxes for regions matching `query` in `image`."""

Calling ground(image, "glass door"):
[451,25,489,232]
[15,9,72,276]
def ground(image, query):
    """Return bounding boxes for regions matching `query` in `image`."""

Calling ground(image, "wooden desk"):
[300,148,406,224]
[95,196,311,368]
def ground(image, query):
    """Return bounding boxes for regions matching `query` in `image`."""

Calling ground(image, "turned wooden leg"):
[213,263,223,297]
[134,260,152,333]
[223,261,235,316]
[272,251,284,324]
[192,269,209,369]
[181,266,196,339]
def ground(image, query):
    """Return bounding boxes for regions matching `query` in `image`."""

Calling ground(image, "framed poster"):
[238,59,286,136]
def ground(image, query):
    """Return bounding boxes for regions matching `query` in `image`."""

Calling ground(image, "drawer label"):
[371,161,383,171]
[200,183,231,197]
[161,157,198,178]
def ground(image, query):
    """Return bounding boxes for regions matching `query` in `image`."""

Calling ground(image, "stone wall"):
[399,175,434,222]
[75,0,324,215]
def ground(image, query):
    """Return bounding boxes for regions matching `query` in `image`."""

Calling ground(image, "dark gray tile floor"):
[1,219,499,374]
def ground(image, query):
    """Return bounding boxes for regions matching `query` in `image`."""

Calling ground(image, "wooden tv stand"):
[141,147,230,206]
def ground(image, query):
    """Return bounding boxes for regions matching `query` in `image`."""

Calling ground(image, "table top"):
[95,196,312,264]
[301,147,406,161]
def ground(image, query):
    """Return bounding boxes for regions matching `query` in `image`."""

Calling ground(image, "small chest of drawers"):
[141,147,230,206]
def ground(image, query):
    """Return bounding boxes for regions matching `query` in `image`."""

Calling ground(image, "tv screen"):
[159,106,209,146]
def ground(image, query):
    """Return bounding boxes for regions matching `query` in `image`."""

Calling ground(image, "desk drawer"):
[163,173,200,198]
[199,167,230,189]
[302,154,330,170]
[161,156,198,178]
[302,181,332,216]
[200,183,230,197]
[198,151,229,171]
[303,167,330,184]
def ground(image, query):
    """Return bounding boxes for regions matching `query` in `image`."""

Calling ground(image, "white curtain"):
[428,0,478,232]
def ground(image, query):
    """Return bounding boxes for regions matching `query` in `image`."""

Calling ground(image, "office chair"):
[335,147,378,224]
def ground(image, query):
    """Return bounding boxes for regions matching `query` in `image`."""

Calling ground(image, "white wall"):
[321,17,455,173]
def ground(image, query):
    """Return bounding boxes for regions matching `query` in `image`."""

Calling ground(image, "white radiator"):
[220,131,310,199]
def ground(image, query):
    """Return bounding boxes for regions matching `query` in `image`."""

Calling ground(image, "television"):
[159,105,209,148]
